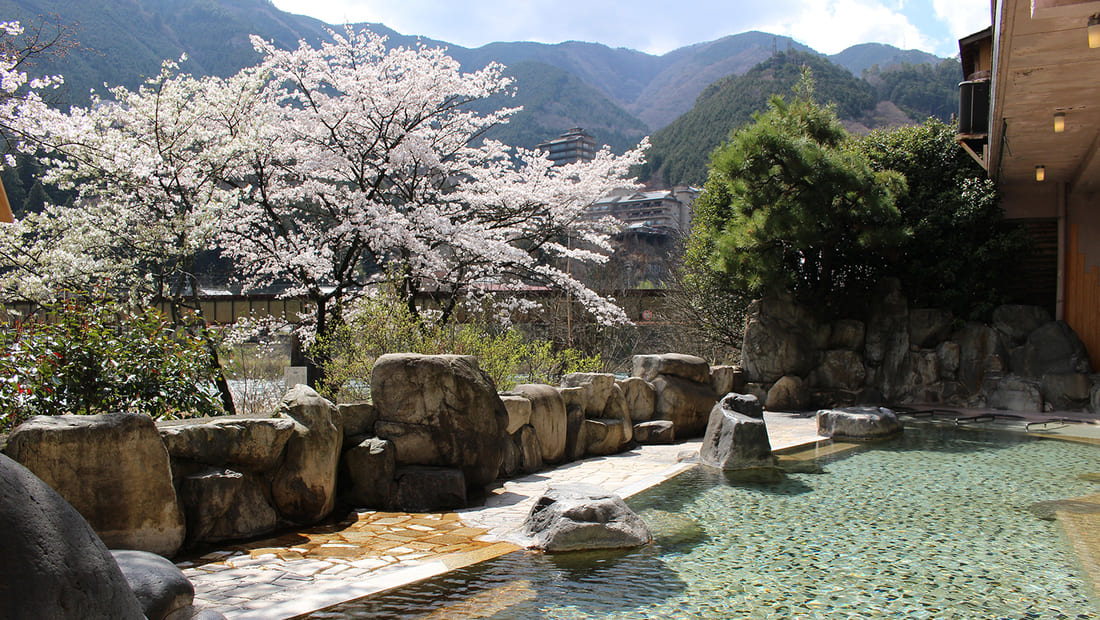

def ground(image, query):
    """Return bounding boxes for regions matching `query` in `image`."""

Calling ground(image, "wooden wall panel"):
[1065,224,1100,371]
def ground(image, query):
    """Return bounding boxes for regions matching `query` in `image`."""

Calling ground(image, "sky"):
[269,0,993,58]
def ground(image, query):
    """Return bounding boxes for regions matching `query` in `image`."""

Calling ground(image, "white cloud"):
[933,0,993,40]
[760,0,931,54]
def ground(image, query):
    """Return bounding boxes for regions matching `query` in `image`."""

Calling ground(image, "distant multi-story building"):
[586,186,700,235]
[536,127,597,165]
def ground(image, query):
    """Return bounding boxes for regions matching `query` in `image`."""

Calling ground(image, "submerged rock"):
[816,406,902,439]
[523,483,651,552]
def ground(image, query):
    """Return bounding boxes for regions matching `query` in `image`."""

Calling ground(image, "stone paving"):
[180,411,827,619]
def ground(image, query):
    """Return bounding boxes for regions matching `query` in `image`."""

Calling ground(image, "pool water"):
[310,425,1100,619]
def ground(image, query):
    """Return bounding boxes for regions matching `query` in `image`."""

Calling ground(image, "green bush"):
[0,297,222,432]
[313,291,601,402]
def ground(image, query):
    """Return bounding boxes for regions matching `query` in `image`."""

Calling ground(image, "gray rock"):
[810,350,867,391]
[617,377,657,423]
[0,454,145,619]
[111,550,194,620]
[391,466,466,511]
[864,279,911,401]
[722,392,764,418]
[584,419,628,456]
[937,341,961,380]
[993,304,1052,345]
[560,373,617,417]
[498,431,522,479]
[272,385,343,524]
[179,469,278,544]
[651,374,719,437]
[743,383,770,404]
[602,385,634,444]
[558,386,588,462]
[523,483,651,552]
[700,393,777,470]
[910,350,940,387]
[984,374,1044,412]
[1018,321,1092,377]
[954,322,1009,393]
[164,607,227,620]
[829,319,865,351]
[632,353,711,384]
[742,295,818,383]
[343,437,395,507]
[516,425,544,474]
[515,384,568,463]
[500,394,533,435]
[709,365,745,397]
[909,308,953,349]
[816,406,902,439]
[1092,378,1100,414]
[765,375,811,411]
[372,354,508,488]
[637,509,705,547]
[1040,373,1091,410]
[158,416,296,472]
[338,402,378,438]
[4,412,185,557]
[633,420,676,444]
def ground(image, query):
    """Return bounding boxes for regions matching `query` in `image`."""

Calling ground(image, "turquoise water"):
[312,425,1100,619]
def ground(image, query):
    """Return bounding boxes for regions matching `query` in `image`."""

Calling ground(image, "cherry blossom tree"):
[221,29,646,379]
[0,54,266,412]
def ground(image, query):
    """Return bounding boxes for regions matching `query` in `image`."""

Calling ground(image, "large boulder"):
[864,279,911,401]
[338,402,378,438]
[617,377,657,423]
[523,483,651,552]
[765,375,811,411]
[829,319,865,351]
[633,420,675,444]
[371,354,508,488]
[391,466,466,511]
[515,425,545,474]
[709,366,745,397]
[937,341,961,380]
[984,374,1044,412]
[342,437,396,508]
[1040,373,1091,410]
[558,386,588,462]
[816,406,902,439]
[993,304,1052,346]
[179,468,279,544]
[560,373,617,418]
[584,419,628,456]
[651,375,719,437]
[742,295,818,383]
[0,454,145,619]
[632,353,711,384]
[700,394,776,471]
[4,412,185,557]
[271,385,342,524]
[602,385,633,444]
[500,394,533,435]
[158,417,296,472]
[514,384,568,463]
[810,350,867,391]
[1017,321,1091,377]
[110,550,194,620]
[908,308,953,349]
[954,323,1009,394]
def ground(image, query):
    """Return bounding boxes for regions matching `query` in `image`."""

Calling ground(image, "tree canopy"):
[686,72,906,316]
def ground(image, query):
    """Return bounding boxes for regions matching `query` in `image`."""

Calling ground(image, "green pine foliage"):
[686,73,907,317]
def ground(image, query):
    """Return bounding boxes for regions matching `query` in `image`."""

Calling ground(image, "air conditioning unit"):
[958,79,990,136]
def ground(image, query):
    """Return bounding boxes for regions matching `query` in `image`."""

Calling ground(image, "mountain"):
[639,52,961,187]
[829,43,941,76]
[468,61,649,154]
[0,0,952,157]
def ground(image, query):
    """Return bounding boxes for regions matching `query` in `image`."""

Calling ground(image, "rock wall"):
[741,279,1098,413]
